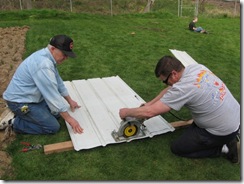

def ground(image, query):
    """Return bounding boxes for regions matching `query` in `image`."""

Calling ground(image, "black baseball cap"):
[49,35,76,58]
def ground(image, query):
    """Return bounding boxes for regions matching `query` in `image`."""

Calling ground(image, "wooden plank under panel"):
[44,119,193,155]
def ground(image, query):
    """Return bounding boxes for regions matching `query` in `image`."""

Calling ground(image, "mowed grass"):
[0,10,240,180]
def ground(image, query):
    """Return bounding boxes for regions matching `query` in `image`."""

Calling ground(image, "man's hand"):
[69,99,81,112]
[68,118,84,134]
[119,108,129,119]
[60,111,83,134]
[64,95,81,112]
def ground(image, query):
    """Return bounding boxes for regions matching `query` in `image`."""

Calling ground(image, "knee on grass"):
[170,142,180,155]
[170,141,187,156]
[43,123,60,134]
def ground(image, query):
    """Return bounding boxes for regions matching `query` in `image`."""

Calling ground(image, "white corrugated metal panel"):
[64,76,175,151]
[170,49,198,66]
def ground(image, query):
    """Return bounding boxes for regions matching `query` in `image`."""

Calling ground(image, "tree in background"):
[143,0,155,13]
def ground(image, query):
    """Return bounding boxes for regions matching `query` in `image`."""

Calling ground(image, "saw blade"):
[111,117,147,142]
[123,124,138,137]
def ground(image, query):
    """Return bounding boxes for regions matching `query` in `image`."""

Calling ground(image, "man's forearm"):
[120,100,171,120]
[64,95,72,103]
[60,111,72,122]
[146,86,170,106]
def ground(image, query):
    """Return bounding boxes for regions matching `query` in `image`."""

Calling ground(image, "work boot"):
[0,108,15,130]
[226,136,240,164]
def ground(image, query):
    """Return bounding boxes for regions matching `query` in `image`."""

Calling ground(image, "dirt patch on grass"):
[0,26,29,179]
[0,151,13,178]
[0,26,29,114]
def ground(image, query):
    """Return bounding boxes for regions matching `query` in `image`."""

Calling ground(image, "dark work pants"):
[170,122,238,158]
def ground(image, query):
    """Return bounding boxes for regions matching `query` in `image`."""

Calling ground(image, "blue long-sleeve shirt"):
[3,47,69,113]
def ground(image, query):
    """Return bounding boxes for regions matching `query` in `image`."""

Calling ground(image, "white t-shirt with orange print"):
[161,64,240,136]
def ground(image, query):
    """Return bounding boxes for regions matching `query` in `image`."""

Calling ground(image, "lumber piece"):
[44,141,74,155]
[170,119,193,128]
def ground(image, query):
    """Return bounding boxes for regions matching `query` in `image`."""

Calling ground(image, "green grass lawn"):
[0,9,240,180]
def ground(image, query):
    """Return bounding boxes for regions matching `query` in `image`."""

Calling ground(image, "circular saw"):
[111,117,147,142]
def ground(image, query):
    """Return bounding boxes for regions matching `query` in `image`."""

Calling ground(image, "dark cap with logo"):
[49,35,76,58]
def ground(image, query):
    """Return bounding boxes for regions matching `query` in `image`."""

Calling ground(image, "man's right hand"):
[60,111,84,134]
[68,118,84,134]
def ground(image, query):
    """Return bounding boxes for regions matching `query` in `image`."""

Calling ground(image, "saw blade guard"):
[121,117,141,137]
[112,117,146,141]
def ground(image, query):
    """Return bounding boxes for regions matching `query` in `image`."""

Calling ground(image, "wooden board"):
[44,141,74,155]
[170,119,193,129]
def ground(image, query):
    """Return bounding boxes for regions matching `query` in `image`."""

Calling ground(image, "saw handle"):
[124,117,135,121]
[123,117,146,125]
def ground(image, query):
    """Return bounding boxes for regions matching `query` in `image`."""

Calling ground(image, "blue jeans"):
[170,122,238,158]
[6,100,60,134]
[194,27,204,32]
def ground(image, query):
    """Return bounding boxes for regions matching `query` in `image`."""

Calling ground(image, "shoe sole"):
[0,108,15,130]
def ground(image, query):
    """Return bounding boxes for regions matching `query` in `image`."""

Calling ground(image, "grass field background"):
[0,6,240,181]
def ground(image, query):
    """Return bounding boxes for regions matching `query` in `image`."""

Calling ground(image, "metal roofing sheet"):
[64,76,175,151]
[63,50,196,151]
[170,49,198,66]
